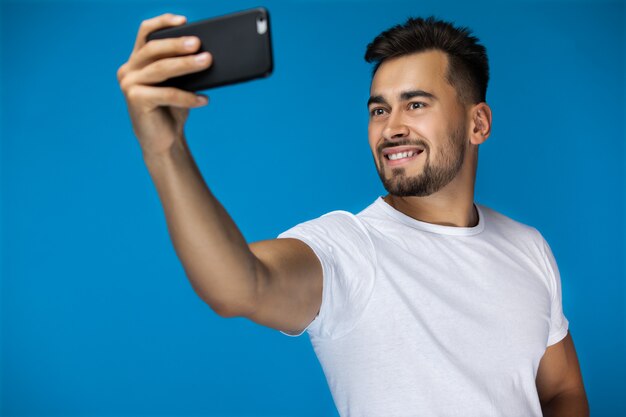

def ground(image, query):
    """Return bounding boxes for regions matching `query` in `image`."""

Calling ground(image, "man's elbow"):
[194,287,257,319]
[541,388,590,417]
[211,301,249,318]
[187,276,258,318]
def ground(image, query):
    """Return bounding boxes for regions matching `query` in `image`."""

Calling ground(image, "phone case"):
[146,7,273,91]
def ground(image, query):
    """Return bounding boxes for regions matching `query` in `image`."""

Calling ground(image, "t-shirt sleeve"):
[539,235,570,346]
[275,210,377,340]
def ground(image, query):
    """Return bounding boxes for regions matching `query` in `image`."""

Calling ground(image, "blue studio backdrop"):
[1,0,624,416]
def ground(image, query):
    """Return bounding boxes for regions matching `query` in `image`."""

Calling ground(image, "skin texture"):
[369,69,468,197]
[367,50,490,228]
[118,16,588,415]
[536,332,589,416]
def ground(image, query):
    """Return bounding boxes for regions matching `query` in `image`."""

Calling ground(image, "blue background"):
[1,0,624,416]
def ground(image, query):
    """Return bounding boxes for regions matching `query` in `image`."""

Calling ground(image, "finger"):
[117,62,129,83]
[132,13,187,54]
[126,84,209,109]
[128,36,201,72]
[124,52,212,87]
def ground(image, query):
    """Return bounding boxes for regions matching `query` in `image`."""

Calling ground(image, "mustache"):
[377,139,429,154]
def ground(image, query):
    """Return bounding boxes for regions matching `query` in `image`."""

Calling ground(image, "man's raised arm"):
[117,13,322,333]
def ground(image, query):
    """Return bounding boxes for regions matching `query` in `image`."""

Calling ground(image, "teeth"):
[388,150,417,160]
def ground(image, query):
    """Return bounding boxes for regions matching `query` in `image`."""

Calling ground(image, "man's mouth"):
[382,146,425,166]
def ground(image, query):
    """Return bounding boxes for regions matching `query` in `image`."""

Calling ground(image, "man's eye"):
[370,108,386,116]
[409,102,426,109]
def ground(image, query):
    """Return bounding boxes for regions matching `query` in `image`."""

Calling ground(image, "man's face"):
[368,50,469,197]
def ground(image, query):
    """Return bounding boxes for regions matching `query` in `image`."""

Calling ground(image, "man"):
[117,12,589,416]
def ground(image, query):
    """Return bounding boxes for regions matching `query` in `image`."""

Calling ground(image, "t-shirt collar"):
[375,196,485,236]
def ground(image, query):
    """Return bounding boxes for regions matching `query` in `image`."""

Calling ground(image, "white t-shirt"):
[277,196,569,417]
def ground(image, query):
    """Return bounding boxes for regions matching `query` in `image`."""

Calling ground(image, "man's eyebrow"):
[400,89,437,101]
[367,95,387,108]
[367,90,437,108]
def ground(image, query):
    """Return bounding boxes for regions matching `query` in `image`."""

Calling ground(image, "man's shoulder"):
[278,207,372,242]
[477,203,543,244]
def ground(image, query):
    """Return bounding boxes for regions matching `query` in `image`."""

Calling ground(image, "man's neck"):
[382,147,480,228]
[382,193,478,228]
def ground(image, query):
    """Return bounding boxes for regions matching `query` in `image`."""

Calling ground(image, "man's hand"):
[115,14,323,326]
[116,13,212,158]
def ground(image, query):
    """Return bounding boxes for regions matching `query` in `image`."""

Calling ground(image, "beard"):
[374,121,467,197]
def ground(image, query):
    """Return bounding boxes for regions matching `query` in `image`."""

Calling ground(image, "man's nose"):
[382,111,410,140]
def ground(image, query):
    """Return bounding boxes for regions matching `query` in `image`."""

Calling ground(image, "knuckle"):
[152,38,167,53]
[185,93,197,106]
[158,13,175,26]
[116,64,127,82]
[126,85,142,101]
[140,12,173,31]
[164,89,179,102]
[187,54,200,65]
[139,16,158,32]
[120,76,135,94]
[190,96,201,107]
[152,59,166,74]
[142,39,156,53]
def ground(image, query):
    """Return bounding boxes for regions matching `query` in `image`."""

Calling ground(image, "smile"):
[382,147,425,166]
[386,150,421,160]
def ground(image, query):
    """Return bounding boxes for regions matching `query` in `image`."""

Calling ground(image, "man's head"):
[365,17,492,197]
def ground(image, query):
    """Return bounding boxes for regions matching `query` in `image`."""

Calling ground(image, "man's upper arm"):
[242,238,323,334]
[536,332,588,405]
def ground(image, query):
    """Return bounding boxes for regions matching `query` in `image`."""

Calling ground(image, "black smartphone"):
[146,7,273,91]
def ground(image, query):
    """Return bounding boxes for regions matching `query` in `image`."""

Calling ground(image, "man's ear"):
[470,102,492,145]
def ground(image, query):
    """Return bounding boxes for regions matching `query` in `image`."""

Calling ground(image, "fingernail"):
[195,52,209,63]
[172,15,186,23]
[184,38,197,49]
[196,95,208,105]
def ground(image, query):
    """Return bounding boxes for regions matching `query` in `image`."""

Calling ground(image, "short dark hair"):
[364,16,489,105]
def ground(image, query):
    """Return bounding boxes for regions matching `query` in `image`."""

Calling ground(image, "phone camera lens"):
[256,15,268,34]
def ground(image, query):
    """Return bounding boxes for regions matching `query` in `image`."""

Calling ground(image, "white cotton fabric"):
[277,196,569,417]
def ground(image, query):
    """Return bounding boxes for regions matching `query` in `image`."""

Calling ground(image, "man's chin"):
[380,176,437,197]
[378,168,426,194]
[387,190,433,198]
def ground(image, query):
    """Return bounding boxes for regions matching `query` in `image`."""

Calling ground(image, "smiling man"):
[368,53,473,204]
[118,13,589,417]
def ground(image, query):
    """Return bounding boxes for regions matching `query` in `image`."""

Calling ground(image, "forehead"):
[370,50,452,99]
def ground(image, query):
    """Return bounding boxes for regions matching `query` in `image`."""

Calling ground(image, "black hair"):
[365,16,489,104]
